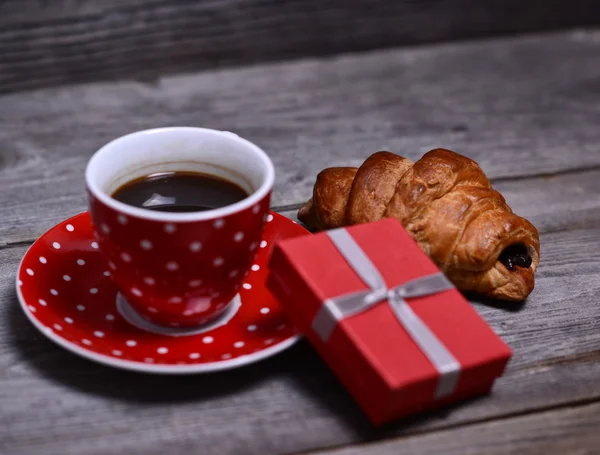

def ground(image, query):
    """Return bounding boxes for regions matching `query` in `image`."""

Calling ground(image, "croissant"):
[298,149,540,301]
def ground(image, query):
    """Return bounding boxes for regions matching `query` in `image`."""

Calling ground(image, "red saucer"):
[16,211,309,373]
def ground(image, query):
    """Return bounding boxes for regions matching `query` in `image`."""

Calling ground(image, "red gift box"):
[267,218,512,425]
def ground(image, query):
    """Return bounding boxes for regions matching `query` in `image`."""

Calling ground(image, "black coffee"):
[112,171,249,212]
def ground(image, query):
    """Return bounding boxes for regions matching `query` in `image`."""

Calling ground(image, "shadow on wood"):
[8,297,282,402]
[465,293,527,313]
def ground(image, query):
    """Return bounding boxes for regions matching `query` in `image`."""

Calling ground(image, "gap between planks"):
[296,395,600,455]
[485,163,600,184]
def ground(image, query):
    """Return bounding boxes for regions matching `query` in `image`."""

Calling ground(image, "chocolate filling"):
[499,244,532,271]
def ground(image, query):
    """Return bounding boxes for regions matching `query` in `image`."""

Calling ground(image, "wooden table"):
[1,8,600,453]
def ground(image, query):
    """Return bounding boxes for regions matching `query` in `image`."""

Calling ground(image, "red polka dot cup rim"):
[85,127,275,223]
[16,211,309,374]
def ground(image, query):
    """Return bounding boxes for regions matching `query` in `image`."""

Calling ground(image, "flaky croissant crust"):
[299,149,540,301]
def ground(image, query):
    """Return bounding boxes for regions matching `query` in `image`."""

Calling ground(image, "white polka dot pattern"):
[140,239,153,250]
[212,257,224,267]
[131,287,142,297]
[166,261,179,271]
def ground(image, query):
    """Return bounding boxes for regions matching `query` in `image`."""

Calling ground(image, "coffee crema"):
[112,171,249,212]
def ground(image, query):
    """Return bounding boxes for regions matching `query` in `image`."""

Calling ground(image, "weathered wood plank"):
[306,401,600,455]
[2,225,600,455]
[0,1,598,92]
[0,31,599,245]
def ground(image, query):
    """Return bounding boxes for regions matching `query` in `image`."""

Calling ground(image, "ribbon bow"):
[311,228,461,398]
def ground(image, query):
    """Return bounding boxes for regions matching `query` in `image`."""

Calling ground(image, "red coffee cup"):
[85,127,274,328]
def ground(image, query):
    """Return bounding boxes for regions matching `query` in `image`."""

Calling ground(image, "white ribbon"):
[311,227,461,399]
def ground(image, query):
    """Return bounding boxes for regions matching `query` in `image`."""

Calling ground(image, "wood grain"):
[2,225,600,455]
[0,0,599,93]
[306,401,600,455]
[2,25,600,455]
[1,31,600,245]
